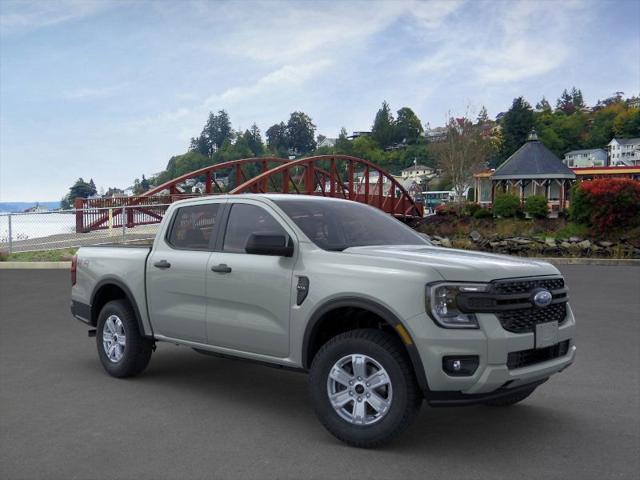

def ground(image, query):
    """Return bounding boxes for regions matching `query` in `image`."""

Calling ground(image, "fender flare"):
[301,296,429,392]
[90,277,152,338]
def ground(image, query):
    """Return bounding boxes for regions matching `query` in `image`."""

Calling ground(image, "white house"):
[608,138,640,166]
[563,148,608,168]
[317,137,337,148]
[401,164,435,182]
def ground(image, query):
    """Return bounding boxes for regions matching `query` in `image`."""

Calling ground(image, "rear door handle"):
[211,264,232,273]
[153,260,171,269]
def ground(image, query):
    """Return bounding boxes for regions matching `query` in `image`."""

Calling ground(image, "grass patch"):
[0,248,77,262]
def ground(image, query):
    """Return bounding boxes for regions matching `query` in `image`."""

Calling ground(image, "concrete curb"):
[536,258,640,266]
[0,261,71,269]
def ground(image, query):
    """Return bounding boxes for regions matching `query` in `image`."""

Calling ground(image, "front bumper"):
[405,303,576,399]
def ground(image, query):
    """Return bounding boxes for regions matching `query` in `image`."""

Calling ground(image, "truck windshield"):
[272,198,429,251]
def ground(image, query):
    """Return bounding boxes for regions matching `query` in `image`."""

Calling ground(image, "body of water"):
[0,212,76,243]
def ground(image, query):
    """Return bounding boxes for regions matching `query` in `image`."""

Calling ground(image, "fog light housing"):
[443,356,479,376]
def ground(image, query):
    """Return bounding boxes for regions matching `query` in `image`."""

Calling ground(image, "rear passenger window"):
[167,204,220,250]
[223,203,287,253]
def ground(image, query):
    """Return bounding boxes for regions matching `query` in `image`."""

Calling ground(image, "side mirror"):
[245,233,294,257]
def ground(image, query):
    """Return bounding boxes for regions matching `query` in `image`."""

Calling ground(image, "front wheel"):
[96,300,153,378]
[309,329,422,448]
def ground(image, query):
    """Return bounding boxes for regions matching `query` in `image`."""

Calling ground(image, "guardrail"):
[0,204,172,254]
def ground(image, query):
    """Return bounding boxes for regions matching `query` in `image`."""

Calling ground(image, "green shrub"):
[525,195,549,219]
[493,193,521,218]
[461,202,481,217]
[473,208,493,219]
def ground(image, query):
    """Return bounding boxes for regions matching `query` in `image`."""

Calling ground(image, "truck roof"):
[170,193,355,207]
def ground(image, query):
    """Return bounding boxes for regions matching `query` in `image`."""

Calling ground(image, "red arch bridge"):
[75,155,424,233]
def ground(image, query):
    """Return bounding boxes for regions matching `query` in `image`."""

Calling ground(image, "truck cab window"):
[167,204,220,250]
[223,203,287,253]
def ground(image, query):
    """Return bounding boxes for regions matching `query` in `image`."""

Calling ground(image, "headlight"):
[426,282,489,329]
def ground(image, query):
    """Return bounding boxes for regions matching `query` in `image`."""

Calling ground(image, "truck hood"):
[343,245,560,282]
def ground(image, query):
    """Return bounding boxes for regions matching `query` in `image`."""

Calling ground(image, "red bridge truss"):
[75,155,423,232]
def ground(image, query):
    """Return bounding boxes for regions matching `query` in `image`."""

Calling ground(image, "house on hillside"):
[608,138,640,166]
[347,131,371,140]
[563,148,608,168]
[317,137,337,148]
[424,125,447,142]
[473,130,576,217]
[401,163,436,183]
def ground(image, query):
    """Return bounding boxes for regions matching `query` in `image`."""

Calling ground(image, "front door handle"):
[153,260,171,269]
[211,264,232,273]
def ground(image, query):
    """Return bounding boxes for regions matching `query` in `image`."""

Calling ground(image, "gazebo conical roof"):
[492,131,576,180]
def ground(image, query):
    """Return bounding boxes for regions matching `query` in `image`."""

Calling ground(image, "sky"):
[1,0,639,202]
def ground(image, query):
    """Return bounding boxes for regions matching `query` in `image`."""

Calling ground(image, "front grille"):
[497,302,567,334]
[490,276,568,333]
[507,340,570,369]
[493,277,565,295]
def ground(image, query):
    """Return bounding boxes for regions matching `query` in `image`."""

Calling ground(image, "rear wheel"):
[96,300,153,378]
[309,329,422,448]
[484,387,537,407]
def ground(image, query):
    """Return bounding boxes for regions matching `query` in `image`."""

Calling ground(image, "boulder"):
[469,230,482,242]
[578,240,591,249]
[545,237,556,247]
[569,236,582,243]
[597,241,614,248]
[440,237,452,248]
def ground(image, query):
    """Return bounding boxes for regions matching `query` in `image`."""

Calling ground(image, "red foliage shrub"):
[570,179,640,233]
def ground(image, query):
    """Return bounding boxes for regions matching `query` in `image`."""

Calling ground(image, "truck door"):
[147,202,223,343]
[205,201,296,358]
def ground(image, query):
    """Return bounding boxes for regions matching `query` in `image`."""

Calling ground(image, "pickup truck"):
[71,194,576,447]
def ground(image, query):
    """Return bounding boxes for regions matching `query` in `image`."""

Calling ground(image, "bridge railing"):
[74,195,201,233]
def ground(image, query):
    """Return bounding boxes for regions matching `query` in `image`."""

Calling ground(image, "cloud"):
[154,0,464,64]
[412,0,585,84]
[0,0,115,35]
[205,60,333,105]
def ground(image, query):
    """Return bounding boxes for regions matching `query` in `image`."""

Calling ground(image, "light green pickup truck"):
[71,194,576,447]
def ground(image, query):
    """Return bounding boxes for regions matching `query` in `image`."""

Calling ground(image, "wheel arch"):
[90,277,151,337]
[302,297,428,392]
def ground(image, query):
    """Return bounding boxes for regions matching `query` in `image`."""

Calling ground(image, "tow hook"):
[88,329,96,338]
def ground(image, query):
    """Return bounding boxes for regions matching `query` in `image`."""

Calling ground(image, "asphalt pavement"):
[1,266,639,479]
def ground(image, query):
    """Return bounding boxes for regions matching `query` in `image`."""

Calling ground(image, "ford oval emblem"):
[533,289,553,308]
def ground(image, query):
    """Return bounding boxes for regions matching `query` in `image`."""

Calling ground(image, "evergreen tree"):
[556,89,576,114]
[371,101,395,148]
[571,87,585,110]
[395,107,424,144]
[243,123,264,156]
[335,127,352,154]
[477,106,490,124]
[286,111,316,154]
[536,97,552,113]
[200,110,233,155]
[266,122,289,155]
[499,97,535,163]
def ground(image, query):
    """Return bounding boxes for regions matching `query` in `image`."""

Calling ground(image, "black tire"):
[484,387,537,407]
[96,299,153,378]
[309,329,422,448]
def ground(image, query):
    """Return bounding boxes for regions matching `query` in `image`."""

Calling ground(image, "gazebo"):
[474,131,576,216]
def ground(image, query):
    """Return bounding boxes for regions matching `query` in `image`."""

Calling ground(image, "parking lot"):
[1,265,638,480]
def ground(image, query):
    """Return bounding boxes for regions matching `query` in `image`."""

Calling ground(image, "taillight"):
[71,255,77,286]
